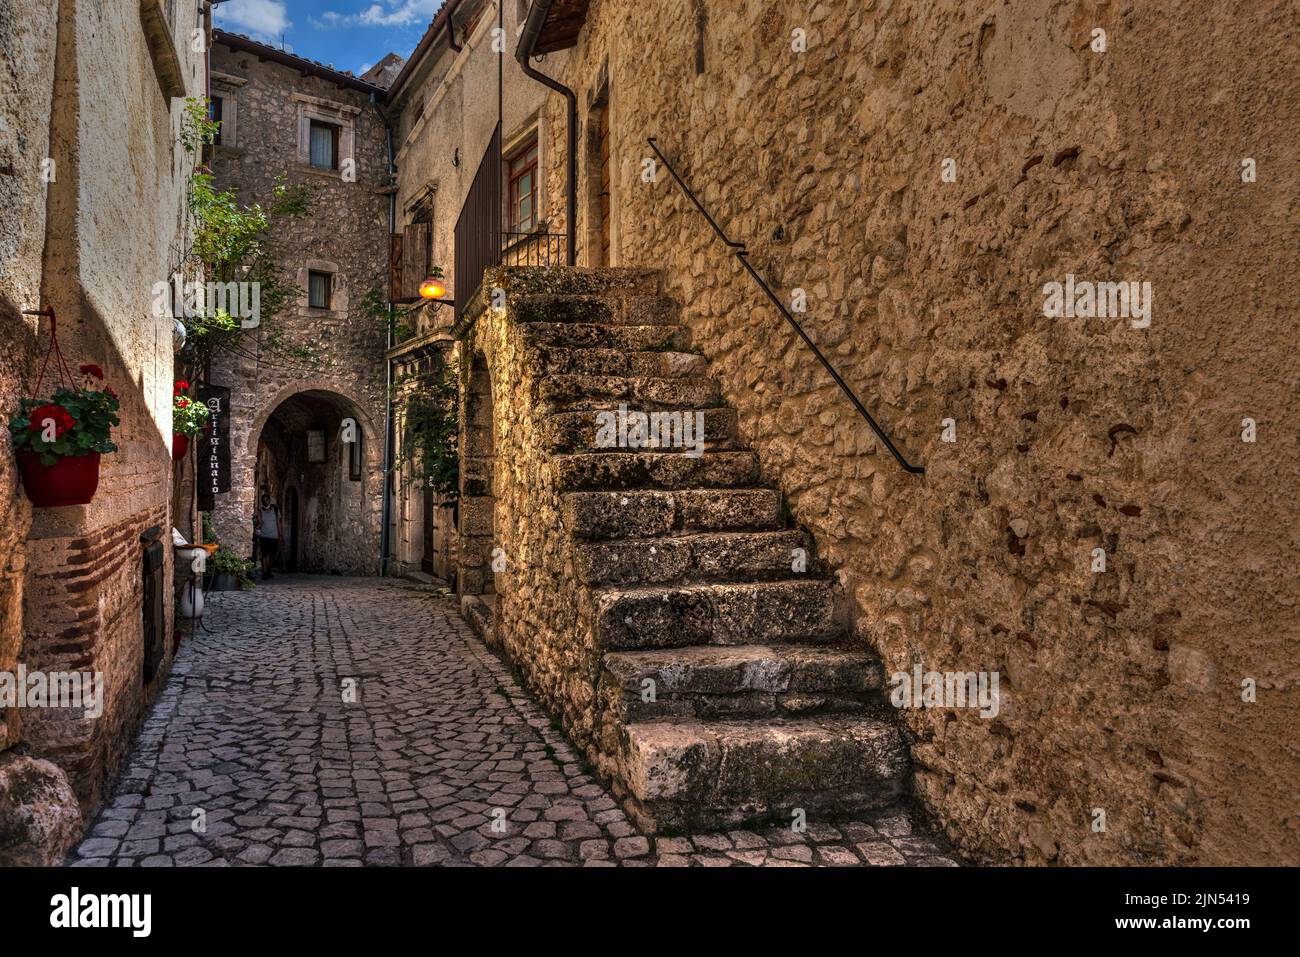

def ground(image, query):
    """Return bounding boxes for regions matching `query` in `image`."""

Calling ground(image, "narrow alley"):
[69,578,957,868]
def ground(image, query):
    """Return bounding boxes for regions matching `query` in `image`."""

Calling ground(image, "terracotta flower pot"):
[16,451,101,507]
[172,433,189,461]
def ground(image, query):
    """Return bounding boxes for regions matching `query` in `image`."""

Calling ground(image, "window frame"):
[506,136,539,234]
[308,119,341,171]
[307,270,333,310]
[210,95,224,146]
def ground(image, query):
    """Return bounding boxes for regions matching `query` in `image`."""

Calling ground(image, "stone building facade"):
[383,0,563,581]
[0,0,207,862]
[483,0,1298,864]
[207,33,391,575]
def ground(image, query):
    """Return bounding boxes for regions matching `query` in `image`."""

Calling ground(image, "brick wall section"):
[208,42,390,573]
[532,0,1300,863]
[23,506,169,810]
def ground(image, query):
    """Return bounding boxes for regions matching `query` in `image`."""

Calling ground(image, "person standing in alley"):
[254,491,283,580]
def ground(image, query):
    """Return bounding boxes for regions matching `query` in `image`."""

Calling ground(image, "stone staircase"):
[483,267,910,832]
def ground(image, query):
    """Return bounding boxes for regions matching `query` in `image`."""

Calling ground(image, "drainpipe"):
[516,0,578,267]
[373,93,397,577]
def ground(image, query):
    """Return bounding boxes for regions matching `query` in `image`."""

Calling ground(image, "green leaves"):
[181,102,324,372]
[8,385,120,460]
[394,359,460,501]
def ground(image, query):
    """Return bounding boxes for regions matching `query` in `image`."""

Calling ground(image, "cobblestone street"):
[69,577,958,867]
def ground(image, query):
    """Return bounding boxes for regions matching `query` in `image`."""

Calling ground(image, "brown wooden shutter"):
[388,233,403,302]
[402,223,431,300]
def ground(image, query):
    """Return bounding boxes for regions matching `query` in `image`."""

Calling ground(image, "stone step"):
[593,579,838,650]
[552,450,762,492]
[539,374,722,412]
[600,643,887,722]
[499,265,662,298]
[574,529,812,587]
[564,488,782,540]
[532,347,707,379]
[617,715,909,832]
[522,322,685,353]
[512,294,679,326]
[543,406,739,454]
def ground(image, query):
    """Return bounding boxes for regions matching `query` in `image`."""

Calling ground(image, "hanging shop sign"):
[196,384,231,510]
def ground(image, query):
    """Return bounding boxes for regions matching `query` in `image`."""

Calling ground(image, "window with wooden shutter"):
[388,233,404,302]
[401,222,431,301]
[387,222,433,302]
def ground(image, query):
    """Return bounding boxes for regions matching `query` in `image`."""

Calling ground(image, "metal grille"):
[453,124,502,322]
[501,231,568,267]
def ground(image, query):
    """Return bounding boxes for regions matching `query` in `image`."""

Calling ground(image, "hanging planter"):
[9,307,120,508]
[15,451,102,507]
[172,378,207,463]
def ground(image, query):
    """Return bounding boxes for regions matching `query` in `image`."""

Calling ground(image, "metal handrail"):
[647,137,925,475]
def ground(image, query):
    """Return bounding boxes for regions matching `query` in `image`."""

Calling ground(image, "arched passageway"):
[251,389,382,575]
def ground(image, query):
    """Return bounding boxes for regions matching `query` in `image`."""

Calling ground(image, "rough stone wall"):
[208,43,389,573]
[536,0,1300,864]
[455,269,605,749]
[0,0,58,753]
[2,0,205,824]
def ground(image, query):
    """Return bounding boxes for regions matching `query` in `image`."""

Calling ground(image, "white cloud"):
[215,0,292,40]
[318,0,443,28]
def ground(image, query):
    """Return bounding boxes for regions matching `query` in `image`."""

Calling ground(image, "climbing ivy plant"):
[178,97,322,373]
[394,357,459,501]
[360,287,416,344]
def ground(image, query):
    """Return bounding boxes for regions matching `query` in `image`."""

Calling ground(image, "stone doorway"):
[249,389,379,575]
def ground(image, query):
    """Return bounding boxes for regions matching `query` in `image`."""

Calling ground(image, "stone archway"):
[214,383,384,576]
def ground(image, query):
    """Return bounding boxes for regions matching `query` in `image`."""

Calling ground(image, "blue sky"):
[214,0,445,76]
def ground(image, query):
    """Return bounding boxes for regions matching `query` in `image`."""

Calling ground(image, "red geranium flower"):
[79,363,104,380]
[176,397,190,408]
[174,380,190,393]
[28,404,75,438]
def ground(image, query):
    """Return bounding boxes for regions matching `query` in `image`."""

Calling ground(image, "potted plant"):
[9,364,120,507]
[207,546,254,592]
[172,379,208,460]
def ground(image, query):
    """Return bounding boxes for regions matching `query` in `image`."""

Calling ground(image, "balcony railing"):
[500,230,568,268]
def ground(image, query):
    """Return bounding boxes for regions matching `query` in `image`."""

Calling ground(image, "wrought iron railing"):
[454,124,569,319]
[453,124,502,323]
[500,230,568,268]
[647,137,925,475]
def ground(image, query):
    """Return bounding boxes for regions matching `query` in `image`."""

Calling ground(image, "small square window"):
[308,271,333,309]
[309,120,340,170]
[306,430,326,464]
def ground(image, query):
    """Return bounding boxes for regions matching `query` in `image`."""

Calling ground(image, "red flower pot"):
[172,433,189,461]
[16,451,101,507]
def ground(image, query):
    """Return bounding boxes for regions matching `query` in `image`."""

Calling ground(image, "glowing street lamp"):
[419,275,447,301]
